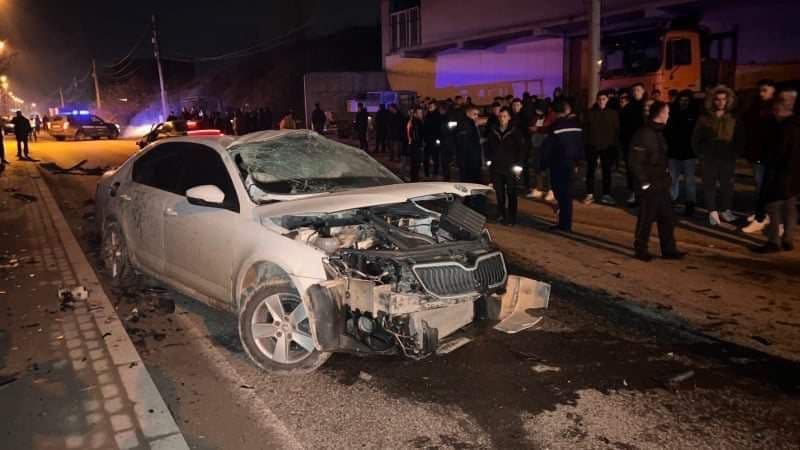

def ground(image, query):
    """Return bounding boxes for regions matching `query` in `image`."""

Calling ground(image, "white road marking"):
[31,165,189,450]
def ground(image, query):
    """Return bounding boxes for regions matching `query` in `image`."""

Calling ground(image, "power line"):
[104,27,150,69]
[164,22,311,63]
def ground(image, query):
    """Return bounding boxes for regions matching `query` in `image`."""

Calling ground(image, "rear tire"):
[238,282,330,374]
[100,220,135,287]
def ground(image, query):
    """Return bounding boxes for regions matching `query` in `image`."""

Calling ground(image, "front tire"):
[238,283,330,374]
[74,130,86,141]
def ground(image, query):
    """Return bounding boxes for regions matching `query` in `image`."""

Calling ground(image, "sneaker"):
[526,188,544,199]
[583,194,594,205]
[662,251,687,260]
[544,190,555,202]
[626,193,637,205]
[600,194,616,206]
[635,252,653,262]
[709,211,721,226]
[742,217,769,234]
[720,210,736,223]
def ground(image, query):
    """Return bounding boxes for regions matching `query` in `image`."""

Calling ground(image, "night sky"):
[0,0,377,105]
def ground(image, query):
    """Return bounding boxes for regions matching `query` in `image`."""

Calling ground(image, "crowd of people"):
[360,80,800,260]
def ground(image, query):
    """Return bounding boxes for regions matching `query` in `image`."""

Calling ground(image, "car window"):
[132,143,184,194]
[91,116,105,125]
[176,144,239,212]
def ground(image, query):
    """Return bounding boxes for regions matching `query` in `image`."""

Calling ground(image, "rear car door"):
[163,143,240,304]
[120,143,184,274]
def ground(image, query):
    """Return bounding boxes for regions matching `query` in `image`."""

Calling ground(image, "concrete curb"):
[31,165,189,450]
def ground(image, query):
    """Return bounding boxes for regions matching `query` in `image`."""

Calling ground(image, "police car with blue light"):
[49,110,120,141]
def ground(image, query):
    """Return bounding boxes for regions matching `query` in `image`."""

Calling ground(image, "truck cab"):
[600,27,736,100]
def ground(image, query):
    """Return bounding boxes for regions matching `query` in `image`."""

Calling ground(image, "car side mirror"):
[186,185,226,207]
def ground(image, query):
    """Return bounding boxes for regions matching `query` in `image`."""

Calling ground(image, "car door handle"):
[119,194,132,201]
[164,207,178,217]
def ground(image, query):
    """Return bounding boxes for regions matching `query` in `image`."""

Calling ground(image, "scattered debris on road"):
[751,335,772,346]
[435,337,472,355]
[10,192,38,203]
[358,371,373,382]
[667,370,696,386]
[58,286,88,311]
[531,363,561,373]
[491,275,550,334]
[39,160,109,176]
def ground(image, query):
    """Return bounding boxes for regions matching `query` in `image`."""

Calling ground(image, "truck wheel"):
[239,283,330,374]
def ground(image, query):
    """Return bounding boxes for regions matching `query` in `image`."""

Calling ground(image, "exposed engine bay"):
[275,196,508,358]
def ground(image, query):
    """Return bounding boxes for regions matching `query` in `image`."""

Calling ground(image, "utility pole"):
[151,14,168,121]
[59,87,64,108]
[588,0,601,107]
[92,59,102,110]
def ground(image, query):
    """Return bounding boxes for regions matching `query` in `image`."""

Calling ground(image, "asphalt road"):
[23,135,800,449]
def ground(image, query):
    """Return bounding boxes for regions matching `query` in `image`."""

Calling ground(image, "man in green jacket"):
[691,86,743,226]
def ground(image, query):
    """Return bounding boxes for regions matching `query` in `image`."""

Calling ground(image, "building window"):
[391,6,421,51]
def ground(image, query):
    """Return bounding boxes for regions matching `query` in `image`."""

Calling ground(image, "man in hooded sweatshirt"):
[692,86,742,226]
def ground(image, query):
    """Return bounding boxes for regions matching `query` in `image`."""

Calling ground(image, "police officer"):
[629,100,685,262]
[542,99,583,232]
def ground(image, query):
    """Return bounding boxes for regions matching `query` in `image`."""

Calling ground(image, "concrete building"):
[379,0,800,104]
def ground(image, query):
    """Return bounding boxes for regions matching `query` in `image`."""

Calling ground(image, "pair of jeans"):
[550,161,574,231]
[586,146,615,197]
[752,163,767,221]
[702,157,735,212]
[668,158,697,203]
[16,138,29,158]
[766,196,797,246]
[635,186,678,255]
[494,173,518,222]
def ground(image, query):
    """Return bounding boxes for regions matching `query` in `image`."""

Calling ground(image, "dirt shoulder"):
[488,193,800,362]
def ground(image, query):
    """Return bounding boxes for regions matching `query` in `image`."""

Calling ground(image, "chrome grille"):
[413,252,507,298]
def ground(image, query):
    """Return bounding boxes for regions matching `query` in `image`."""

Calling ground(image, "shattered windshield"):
[229,131,402,203]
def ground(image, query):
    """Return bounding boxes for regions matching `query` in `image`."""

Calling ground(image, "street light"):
[0,41,5,52]
[0,75,7,83]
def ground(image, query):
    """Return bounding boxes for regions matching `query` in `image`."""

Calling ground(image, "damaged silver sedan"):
[95,130,528,373]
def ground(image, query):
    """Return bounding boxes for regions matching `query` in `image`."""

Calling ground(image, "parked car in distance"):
[137,120,225,148]
[49,111,120,141]
[95,129,506,374]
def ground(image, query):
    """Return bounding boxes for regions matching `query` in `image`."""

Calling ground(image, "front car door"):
[119,143,186,275]
[163,143,241,306]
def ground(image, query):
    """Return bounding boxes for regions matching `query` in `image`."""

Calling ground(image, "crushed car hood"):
[254,182,491,217]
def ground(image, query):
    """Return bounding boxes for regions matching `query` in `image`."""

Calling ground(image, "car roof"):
[227,129,319,148]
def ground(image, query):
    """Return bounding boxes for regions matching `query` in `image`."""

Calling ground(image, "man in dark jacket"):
[423,102,443,177]
[542,99,583,232]
[387,104,404,161]
[12,111,32,159]
[442,97,467,181]
[374,104,390,153]
[742,79,776,233]
[692,86,742,226]
[486,107,525,225]
[629,101,684,261]
[583,91,620,205]
[354,103,369,152]
[754,89,799,253]
[311,102,326,133]
[666,90,699,216]
[459,106,484,184]
[620,83,647,205]
[406,107,425,182]
[0,116,6,165]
